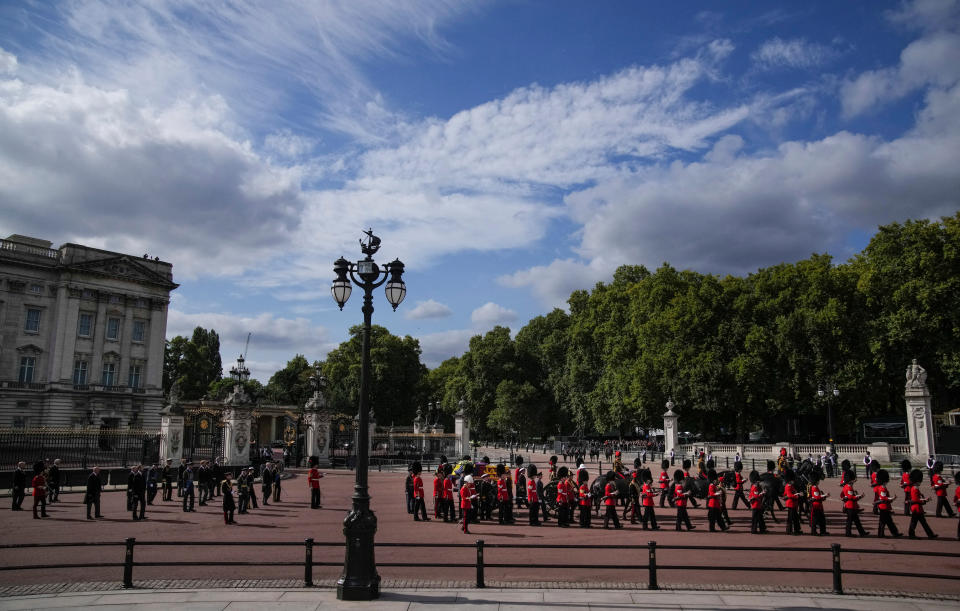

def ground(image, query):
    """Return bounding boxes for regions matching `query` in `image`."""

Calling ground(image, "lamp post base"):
[336,507,380,601]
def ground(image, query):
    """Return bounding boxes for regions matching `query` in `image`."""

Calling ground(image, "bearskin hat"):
[933,460,944,474]
[900,459,912,472]
[634,457,642,469]
[496,463,506,476]
[706,459,715,470]
[482,455,490,464]
[661,459,670,470]
[876,469,890,485]
[749,470,760,484]
[844,469,856,482]
[549,455,558,465]
[33,462,44,475]
[643,469,654,483]
[783,468,795,482]
[410,461,422,475]
[526,464,538,478]
[808,470,821,484]
[606,470,616,481]
[515,456,524,466]
[673,469,685,483]
[308,456,319,468]
[682,459,692,470]
[443,463,454,476]
[558,466,569,478]
[707,469,718,482]
[840,459,851,472]
[909,468,924,485]
[439,454,447,464]
[870,459,880,473]
[766,460,776,472]
[734,461,743,472]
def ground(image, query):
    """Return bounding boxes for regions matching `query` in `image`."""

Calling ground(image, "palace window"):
[101,362,117,386]
[30,284,42,294]
[128,364,142,389]
[73,360,88,385]
[132,320,146,342]
[106,317,120,340]
[78,312,93,337]
[24,308,41,333]
[18,357,36,383]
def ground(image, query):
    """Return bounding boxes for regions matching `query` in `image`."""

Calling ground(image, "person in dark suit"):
[162,459,174,501]
[131,465,147,520]
[85,466,103,519]
[11,462,26,510]
[48,459,62,503]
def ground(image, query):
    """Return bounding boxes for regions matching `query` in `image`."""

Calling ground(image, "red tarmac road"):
[1,468,958,594]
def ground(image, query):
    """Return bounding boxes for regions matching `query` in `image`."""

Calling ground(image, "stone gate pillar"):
[222,384,253,466]
[905,359,935,459]
[304,391,330,465]
[159,404,184,462]
[663,398,679,457]
[455,398,470,458]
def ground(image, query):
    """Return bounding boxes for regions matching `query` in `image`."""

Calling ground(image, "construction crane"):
[242,332,251,360]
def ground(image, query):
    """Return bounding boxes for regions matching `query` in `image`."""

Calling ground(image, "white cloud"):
[499,259,615,311]
[0,48,16,74]
[751,38,837,70]
[470,302,517,328]
[405,299,453,320]
[416,329,475,368]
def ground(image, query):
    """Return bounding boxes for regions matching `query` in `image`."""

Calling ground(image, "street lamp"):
[229,355,250,383]
[817,382,840,444]
[330,229,405,601]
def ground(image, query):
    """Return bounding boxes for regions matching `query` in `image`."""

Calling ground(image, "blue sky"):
[1,1,958,381]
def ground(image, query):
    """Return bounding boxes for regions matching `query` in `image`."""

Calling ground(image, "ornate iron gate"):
[329,414,357,465]
[183,408,225,461]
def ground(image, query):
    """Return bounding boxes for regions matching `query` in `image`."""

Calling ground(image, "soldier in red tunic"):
[459,475,477,534]
[841,470,868,537]
[931,462,954,518]
[908,468,938,539]
[433,464,444,519]
[874,469,901,538]
[307,456,323,509]
[640,469,659,530]
[496,464,512,524]
[603,471,622,529]
[578,478,592,528]
[899,460,913,517]
[526,465,541,526]
[748,470,766,534]
[411,461,429,521]
[953,479,960,540]
[442,466,455,523]
[808,470,829,536]
[31,463,48,519]
[782,468,801,536]
[658,460,671,508]
[555,466,570,527]
[706,469,727,531]
[673,470,694,531]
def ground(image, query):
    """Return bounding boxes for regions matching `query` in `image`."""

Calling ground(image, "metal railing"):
[1,539,957,594]
[0,428,163,469]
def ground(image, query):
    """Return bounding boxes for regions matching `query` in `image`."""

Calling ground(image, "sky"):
[1,1,958,383]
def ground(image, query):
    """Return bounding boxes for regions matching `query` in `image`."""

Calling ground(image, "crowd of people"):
[403,451,960,540]
[7,455,323,525]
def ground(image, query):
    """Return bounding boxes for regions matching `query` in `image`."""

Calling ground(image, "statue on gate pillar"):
[222,383,253,466]
[663,398,679,457]
[159,382,185,462]
[304,372,331,466]
[904,359,935,459]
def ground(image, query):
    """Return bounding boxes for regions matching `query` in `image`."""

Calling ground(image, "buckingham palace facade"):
[0,234,177,430]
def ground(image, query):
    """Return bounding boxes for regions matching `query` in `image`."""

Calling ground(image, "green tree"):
[265,354,316,405]
[163,327,222,400]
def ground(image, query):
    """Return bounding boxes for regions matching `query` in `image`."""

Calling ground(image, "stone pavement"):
[0,586,957,611]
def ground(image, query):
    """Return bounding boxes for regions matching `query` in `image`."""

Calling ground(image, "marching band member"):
[931,462,954,518]
[527,465,541,526]
[497,465,512,524]
[900,460,913,517]
[578,476,592,528]
[459,475,478,534]
[731,462,748,510]
[673,470,694,531]
[640,470,659,530]
[707,470,727,532]
[841,470,868,537]
[658,460,671,508]
[748,471,766,534]
[874,469,901,538]
[782,469,801,536]
[908,469,938,539]
[808,470,828,536]
[603,471,622,529]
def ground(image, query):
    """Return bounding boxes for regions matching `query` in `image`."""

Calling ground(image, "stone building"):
[0,234,177,429]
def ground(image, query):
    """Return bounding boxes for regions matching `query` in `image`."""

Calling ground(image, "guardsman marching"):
[603,471,622,529]
[874,469,901,538]
[931,462,954,518]
[442,464,455,523]
[869,460,881,515]
[841,470,868,537]
[433,463,444,519]
[908,468,938,539]
[556,466,570,527]
[459,475,477,534]
[496,465,512,524]
[411,461,429,521]
[308,457,323,509]
[526,465,541,525]
[682,460,699,508]
[578,477,592,528]
[748,470,766,534]
[731,462,748,510]
[628,470,642,524]
[899,459,913,516]
[782,468,801,535]
[707,470,727,532]
[808,470,828,536]
[640,470,659,530]
[658,460,671,508]
[673,470,693,531]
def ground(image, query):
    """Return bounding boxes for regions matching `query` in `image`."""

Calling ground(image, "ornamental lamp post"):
[229,355,250,383]
[330,229,405,601]
[817,383,840,444]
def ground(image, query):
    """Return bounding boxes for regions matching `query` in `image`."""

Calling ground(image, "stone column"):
[368,410,376,457]
[304,391,330,465]
[904,359,935,458]
[663,399,679,457]
[455,398,470,458]
[222,384,253,466]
